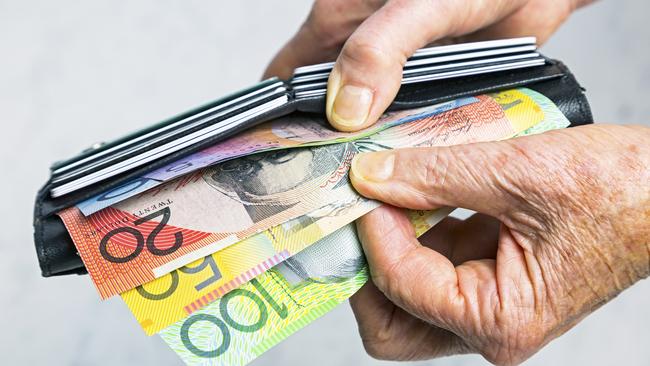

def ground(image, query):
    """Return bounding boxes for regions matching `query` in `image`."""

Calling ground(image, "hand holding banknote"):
[265,1,649,364]
[348,124,650,364]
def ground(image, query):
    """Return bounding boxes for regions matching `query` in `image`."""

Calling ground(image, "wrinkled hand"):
[264,0,593,131]
[348,124,650,365]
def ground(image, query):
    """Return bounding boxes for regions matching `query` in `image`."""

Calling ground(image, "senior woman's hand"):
[264,0,594,131]
[348,124,650,365]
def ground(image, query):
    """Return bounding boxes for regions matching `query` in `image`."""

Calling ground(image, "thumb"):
[324,1,432,132]
[325,0,528,131]
[350,141,524,218]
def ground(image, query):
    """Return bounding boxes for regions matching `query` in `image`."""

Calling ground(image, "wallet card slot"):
[403,58,546,84]
[52,81,286,178]
[294,60,567,114]
[50,78,284,172]
[391,60,565,109]
[52,85,287,185]
[409,37,536,59]
[50,94,289,197]
[404,45,536,68]
[36,100,299,218]
[402,53,541,76]
[291,48,539,85]
[293,56,546,99]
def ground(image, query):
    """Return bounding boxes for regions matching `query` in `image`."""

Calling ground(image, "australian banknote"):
[58,88,549,299]
[158,208,452,366]
[159,88,570,366]
[77,97,477,216]
[124,87,571,336]
[122,197,380,335]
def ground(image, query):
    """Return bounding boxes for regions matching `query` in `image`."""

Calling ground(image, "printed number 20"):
[99,207,183,263]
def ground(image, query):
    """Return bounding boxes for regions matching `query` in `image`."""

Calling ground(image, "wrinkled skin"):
[348,125,650,364]
[264,1,650,365]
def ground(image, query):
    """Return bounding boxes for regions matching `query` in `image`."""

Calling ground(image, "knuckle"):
[340,36,404,70]
[420,146,489,206]
[305,13,345,49]
[483,140,552,229]
[369,259,401,297]
[482,311,548,365]
[362,339,394,360]
[421,148,450,197]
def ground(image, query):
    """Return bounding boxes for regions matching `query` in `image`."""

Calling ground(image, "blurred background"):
[1,1,648,365]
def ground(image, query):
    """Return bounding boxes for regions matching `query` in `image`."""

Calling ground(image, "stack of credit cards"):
[291,37,542,98]
[49,37,543,198]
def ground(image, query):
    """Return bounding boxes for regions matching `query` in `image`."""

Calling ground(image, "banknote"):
[122,197,380,335]
[159,208,453,366]
[118,87,559,334]
[58,89,543,299]
[158,224,369,366]
[59,145,368,299]
[501,88,570,135]
[159,88,571,366]
[77,97,478,215]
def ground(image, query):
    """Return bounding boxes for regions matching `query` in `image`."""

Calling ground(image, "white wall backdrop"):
[1,1,648,365]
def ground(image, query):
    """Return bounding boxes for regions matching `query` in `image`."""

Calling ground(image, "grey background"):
[1,1,648,365]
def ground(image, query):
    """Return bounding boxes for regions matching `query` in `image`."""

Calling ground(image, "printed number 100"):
[180,278,289,358]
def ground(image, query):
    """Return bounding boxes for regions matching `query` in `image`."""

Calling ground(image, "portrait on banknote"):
[202,143,353,221]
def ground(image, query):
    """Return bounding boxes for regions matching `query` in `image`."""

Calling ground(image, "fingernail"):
[351,152,395,183]
[330,85,373,128]
[326,68,373,129]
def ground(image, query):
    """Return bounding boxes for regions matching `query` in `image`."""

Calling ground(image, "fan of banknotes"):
[56,87,569,366]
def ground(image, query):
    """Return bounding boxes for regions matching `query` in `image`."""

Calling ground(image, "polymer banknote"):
[77,97,477,216]
[159,214,449,366]
[122,198,380,335]
[118,87,563,336]
[58,88,546,299]
[159,88,570,366]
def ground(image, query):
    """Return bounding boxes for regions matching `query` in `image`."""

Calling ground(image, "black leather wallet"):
[33,38,594,278]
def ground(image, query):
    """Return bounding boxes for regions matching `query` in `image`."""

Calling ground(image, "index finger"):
[355,205,466,328]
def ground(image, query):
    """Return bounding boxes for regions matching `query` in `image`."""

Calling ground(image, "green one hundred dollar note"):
[159,205,452,366]
[159,224,370,366]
